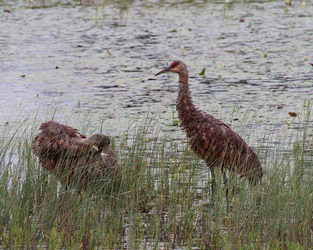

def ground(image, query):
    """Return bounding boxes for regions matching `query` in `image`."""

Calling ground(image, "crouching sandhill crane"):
[155,61,263,194]
[32,121,120,192]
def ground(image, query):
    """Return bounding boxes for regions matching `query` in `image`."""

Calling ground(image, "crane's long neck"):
[176,72,198,127]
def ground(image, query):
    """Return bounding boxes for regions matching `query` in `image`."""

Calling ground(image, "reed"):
[0,104,312,249]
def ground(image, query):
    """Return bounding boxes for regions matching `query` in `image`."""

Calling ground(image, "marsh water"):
[1,0,313,158]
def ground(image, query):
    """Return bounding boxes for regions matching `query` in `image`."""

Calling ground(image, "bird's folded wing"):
[33,136,98,159]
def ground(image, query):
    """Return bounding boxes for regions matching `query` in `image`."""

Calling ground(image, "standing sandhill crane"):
[32,121,120,192]
[155,61,263,194]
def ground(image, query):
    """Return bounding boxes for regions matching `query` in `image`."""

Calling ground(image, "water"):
[1,0,312,154]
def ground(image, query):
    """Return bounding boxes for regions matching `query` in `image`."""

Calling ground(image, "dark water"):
[1,0,312,157]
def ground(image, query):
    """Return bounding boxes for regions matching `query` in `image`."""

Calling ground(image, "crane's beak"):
[155,67,171,76]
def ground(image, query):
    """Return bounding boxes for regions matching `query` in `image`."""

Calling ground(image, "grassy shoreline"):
[0,107,312,249]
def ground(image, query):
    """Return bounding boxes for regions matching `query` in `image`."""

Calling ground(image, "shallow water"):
[1,0,312,157]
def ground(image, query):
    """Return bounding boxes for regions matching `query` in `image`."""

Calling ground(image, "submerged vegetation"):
[0,104,312,249]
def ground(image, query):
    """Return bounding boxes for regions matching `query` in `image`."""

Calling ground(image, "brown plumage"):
[156,61,263,192]
[32,121,120,192]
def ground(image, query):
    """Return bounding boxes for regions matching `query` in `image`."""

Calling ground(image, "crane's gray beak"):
[155,67,171,76]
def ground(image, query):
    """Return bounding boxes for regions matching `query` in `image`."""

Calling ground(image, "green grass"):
[0,105,312,249]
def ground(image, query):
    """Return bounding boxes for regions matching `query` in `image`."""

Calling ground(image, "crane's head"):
[85,134,111,151]
[155,61,188,76]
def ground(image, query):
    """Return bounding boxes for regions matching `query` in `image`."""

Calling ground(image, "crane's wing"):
[39,120,86,139]
[33,121,98,159]
[187,115,251,169]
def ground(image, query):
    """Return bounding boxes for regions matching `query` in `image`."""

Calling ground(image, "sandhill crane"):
[155,61,263,194]
[32,121,120,192]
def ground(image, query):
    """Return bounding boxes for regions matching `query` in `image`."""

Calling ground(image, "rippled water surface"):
[1,0,312,154]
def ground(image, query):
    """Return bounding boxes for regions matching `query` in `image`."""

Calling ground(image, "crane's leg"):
[222,170,228,197]
[210,168,216,196]
[222,169,229,205]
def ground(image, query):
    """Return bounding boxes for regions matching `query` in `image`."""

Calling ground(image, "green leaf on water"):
[199,68,205,76]
[169,120,179,126]
[264,54,267,58]
[170,29,177,33]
